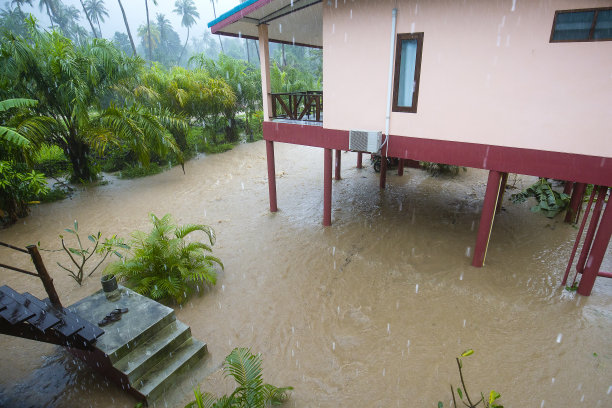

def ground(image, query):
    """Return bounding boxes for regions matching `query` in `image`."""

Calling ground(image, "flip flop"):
[98,311,123,327]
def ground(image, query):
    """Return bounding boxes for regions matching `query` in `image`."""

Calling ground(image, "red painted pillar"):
[578,190,612,296]
[266,140,277,212]
[397,159,404,176]
[357,152,363,169]
[323,148,332,226]
[472,170,503,267]
[335,149,341,180]
[379,154,387,189]
[496,172,509,214]
[565,182,585,224]
[576,186,608,274]
[563,181,573,196]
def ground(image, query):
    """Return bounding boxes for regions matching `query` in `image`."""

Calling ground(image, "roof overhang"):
[208,0,322,48]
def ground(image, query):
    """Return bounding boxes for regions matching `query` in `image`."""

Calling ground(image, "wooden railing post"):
[26,245,63,309]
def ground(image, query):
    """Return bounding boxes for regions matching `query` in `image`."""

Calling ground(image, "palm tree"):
[186,348,292,408]
[173,0,199,65]
[10,0,33,12]
[145,0,158,60]
[209,0,223,53]
[117,0,136,55]
[37,0,56,27]
[78,0,98,38]
[84,0,109,38]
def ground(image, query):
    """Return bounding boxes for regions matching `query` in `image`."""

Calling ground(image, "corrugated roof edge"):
[207,0,260,28]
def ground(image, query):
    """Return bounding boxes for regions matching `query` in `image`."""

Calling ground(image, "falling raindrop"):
[332,246,335,256]
[410,22,415,32]
[334,260,336,269]
[382,368,386,376]
[387,323,390,335]
[350,9,352,19]
[460,272,464,280]
[607,385,612,394]
[511,0,516,11]
[463,319,466,328]
[556,333,562,343]
[465,247,471,257]
[337,306,340,315]
[222,284,225,291]
[396,300,399,309]
[551,377,555,384]
[540,400,545,408]
[415,284,419,293]
[580,395,584,402]
[332,342,336,351]
[279,23,282,33]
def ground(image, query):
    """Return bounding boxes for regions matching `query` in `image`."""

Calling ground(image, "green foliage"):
[107,214,223,304]
[118,162,164,179]
[32,144,71,176]
[510,178,570,218]
[185,348,293,408]
[420,162,466,177]
[0,160,48,225]
[42,220,129,285]
[439,350,503,408]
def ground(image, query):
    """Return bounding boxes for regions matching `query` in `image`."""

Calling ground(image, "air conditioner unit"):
[349,130,382,153]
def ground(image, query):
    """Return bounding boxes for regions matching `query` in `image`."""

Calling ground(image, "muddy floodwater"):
[1,141,611,408]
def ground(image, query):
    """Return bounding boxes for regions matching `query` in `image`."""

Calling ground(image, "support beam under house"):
[335,150,341,180]
[565,182,586,224]
[472,170,503,267]
[397,159,404,176]
[266,141,277,212]
[496,172,509,214]
[357,152,363,169]
[324,148,332,226]
[380,154,387,189]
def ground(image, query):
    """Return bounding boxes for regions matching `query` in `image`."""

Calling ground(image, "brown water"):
[0,141,611,408]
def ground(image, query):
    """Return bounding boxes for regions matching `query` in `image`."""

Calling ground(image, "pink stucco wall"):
[322,0,612,157]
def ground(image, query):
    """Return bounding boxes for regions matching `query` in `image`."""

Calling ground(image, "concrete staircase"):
[68,286,207,404]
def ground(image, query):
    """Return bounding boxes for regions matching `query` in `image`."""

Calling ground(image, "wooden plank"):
[36,298,85,337]
[21,293,62,331]
[0,290,35,325]
[0,286,60,332]
[30,295,100,342]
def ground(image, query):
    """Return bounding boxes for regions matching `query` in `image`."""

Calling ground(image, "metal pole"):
[26,245,63,309]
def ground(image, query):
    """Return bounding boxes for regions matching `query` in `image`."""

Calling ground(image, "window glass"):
[397,39,418,108]
[594,10,612,40]
[552,11,595,41]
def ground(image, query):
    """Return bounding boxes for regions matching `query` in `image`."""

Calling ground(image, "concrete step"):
[133,338,207,402]
[114,320,192,383]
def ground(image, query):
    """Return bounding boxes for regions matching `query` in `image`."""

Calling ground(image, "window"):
[392,33,424,113]
[550,8,612,42]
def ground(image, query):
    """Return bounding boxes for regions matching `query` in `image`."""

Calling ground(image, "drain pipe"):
[382,7,398,157]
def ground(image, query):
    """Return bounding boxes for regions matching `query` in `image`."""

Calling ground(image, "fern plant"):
[107,213,223,304]
[185,348,293,408]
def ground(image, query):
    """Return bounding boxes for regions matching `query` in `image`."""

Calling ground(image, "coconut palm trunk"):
[79,0,98,38]
[179,26,189,65]
[117,0,137,55]
[210,0,224,53]
[145,0,152,59]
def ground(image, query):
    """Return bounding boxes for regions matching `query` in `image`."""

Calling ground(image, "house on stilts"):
[208,0,612,296]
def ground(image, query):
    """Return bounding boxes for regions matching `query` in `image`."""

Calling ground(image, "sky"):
[19,0,241,43]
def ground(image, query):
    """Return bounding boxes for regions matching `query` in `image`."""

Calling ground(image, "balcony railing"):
[271,91,322,123]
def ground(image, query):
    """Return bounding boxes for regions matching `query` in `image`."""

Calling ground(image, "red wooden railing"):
[271,91,322,122]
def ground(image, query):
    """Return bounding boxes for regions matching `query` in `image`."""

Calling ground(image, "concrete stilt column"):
[266,140,277,212]
[472,170,503,267]
[379,154,387,189]
[495,172,509,214]
[565,182,586,224]
[357,152,363,169]
[335,150,341,180]
[323,148,332,226]
[578,189,612,296]
[576,185,608,274]
[397,159,404,176]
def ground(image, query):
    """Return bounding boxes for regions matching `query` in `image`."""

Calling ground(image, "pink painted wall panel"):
[322,0,612,157]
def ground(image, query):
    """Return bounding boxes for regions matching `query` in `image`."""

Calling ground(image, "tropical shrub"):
[438,349,503,408]
[107,214,223,304]
[185,348,293,408]
[40,220,129,285]
[0,161,48,225]
[510,178,570,218]
[32,145,71,177]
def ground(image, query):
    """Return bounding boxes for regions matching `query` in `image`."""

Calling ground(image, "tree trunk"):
[43,0,54,28]
[97,20,103,38]
[117,0,137,55]
[145,0,152,60]
[281,43,286,67]
[65,133,94,182]
[245,38,250,63]
[178,27,189,65]
[79,0,99,38]
[254,39,260,61]
[210,0,224,53]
